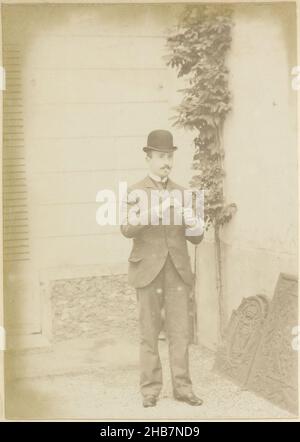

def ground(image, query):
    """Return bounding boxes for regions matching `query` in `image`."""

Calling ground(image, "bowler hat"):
[143,129,178,153]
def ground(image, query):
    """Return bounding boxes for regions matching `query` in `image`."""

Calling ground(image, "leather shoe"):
[143,395,157,408]
[174,392,203,406]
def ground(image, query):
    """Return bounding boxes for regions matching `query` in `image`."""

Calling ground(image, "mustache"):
[161,166,170,170]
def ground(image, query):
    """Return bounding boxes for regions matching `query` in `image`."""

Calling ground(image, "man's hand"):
[182,207,198,228]
[139,197,172,223]
[179,207,205,238]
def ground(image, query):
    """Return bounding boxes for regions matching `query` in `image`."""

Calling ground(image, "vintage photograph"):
[0,1,298,420]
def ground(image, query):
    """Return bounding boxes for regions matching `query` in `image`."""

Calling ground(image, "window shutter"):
[3,45,30,263]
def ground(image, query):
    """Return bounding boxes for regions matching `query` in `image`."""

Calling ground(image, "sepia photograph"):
[0,0,298,421]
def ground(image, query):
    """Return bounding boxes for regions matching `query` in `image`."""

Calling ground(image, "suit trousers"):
[136,253,193,398]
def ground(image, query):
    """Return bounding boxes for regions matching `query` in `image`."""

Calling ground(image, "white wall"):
[2,4,195,339]
[197,3,298,349]
[21,4,194,274]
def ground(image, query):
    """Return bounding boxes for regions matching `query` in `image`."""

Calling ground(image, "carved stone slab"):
[246,273,298,415]
[214,294,270,385]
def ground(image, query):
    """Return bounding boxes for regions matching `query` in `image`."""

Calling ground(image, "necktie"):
[149,176,168,190]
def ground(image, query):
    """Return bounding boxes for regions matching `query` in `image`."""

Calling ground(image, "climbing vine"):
[166,5,237,338]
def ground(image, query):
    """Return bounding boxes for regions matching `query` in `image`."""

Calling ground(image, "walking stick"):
[191,244,198,345]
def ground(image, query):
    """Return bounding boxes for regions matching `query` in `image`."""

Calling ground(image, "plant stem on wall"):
[166,5,237,342]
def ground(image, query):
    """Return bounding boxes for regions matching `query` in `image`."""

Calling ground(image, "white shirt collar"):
[148,172,168,184]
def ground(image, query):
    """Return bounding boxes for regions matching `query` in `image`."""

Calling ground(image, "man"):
[120,129,204,408]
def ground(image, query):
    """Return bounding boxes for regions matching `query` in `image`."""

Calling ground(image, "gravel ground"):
[4,274,297,420]
[5,337,296,420]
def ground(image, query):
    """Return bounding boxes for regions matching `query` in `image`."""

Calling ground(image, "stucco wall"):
[196,3,298,350]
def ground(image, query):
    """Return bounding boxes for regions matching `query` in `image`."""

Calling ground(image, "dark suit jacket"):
[120,175,204,288]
